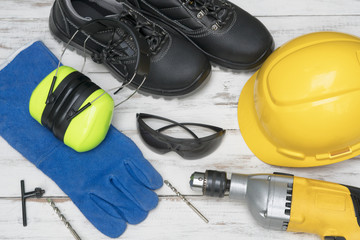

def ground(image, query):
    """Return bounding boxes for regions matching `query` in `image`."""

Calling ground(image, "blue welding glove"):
[0,41,163,238]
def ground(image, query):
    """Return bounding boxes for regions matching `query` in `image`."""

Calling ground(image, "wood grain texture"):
[0,0,359,239]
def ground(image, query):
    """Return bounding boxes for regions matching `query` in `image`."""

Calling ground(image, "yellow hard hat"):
[238,32,360,167]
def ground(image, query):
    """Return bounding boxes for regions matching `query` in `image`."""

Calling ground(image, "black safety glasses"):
[136,113,226,160]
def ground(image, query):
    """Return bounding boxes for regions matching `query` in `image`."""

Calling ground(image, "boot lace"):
[91,9,168,78]
[91,29,132,79]
[182,0,233,30]
[119,9,168,54]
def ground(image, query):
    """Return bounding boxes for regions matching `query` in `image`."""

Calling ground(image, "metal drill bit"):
[164,180,209,223]
[47,198,81,240]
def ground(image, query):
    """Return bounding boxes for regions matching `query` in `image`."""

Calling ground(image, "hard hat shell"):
[238,32,360,167]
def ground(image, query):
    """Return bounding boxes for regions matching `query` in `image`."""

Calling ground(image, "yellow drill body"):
[289,177,360,240]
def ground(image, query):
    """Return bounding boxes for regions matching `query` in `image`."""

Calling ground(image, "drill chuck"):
[190,170,230,197]
[190,170,294,231]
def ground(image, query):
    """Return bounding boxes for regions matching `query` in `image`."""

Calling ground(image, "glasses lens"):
[137,118,172,154]
[136,113,226,159]
[177,130,225,159]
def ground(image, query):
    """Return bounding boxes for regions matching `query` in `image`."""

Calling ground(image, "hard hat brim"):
[237,71,349,167]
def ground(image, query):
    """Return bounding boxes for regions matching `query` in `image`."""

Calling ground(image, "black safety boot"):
[128,0,274,70]
[49,0,211,96]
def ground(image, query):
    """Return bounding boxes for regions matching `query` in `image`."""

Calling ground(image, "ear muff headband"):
[42,71,90,130]
[53,81,100,140]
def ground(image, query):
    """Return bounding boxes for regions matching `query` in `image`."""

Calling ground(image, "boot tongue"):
[105,11,148,36]
[217,8,229,21]
[99,1,140,24]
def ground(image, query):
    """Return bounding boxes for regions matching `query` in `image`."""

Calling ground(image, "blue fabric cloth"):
[0,41,163,238]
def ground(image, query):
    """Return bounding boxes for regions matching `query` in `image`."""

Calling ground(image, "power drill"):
[190,170,360,240]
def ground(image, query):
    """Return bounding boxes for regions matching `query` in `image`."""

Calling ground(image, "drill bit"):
[47,198,81,240]
[164,180,209,223]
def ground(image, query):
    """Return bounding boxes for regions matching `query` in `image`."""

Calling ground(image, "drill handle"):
[288,177,360,240]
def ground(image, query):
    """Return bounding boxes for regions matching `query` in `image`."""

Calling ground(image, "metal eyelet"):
[197,10,206,19]
[211,22,221,31]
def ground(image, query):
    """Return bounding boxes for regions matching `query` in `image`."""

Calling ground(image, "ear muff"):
[29,66,114,152]
[29,19,150,152]
[42,71,100,140]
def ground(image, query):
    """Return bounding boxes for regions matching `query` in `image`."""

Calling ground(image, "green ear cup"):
[29,66,114,152]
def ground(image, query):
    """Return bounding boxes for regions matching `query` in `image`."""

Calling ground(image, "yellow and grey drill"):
[190,170,360,240]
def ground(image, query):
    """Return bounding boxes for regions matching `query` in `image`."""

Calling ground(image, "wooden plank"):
[0,0,360,18]
[2,130,360,197]
[1,0,360,240]
[238,0,360,16]
[1,14,360,65]
[1,14,360,197]
[0,197,316,240]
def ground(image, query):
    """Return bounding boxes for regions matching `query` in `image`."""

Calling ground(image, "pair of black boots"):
[50,0,274,96]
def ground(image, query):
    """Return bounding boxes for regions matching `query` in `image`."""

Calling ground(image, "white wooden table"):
[1,1,360,239]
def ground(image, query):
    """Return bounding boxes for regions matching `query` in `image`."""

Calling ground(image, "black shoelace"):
[91,9,168,80]
[182,0,233,30]
[86,26,148,101]
[91,29,131,78]
[92,9,167,69]
[119,9,168,54]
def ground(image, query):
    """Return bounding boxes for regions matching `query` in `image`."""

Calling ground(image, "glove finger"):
[90,179,149,224]
[112,166,159,211]
[124,156,163,190]
[78,197,127,238]
[104,126,163,189]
